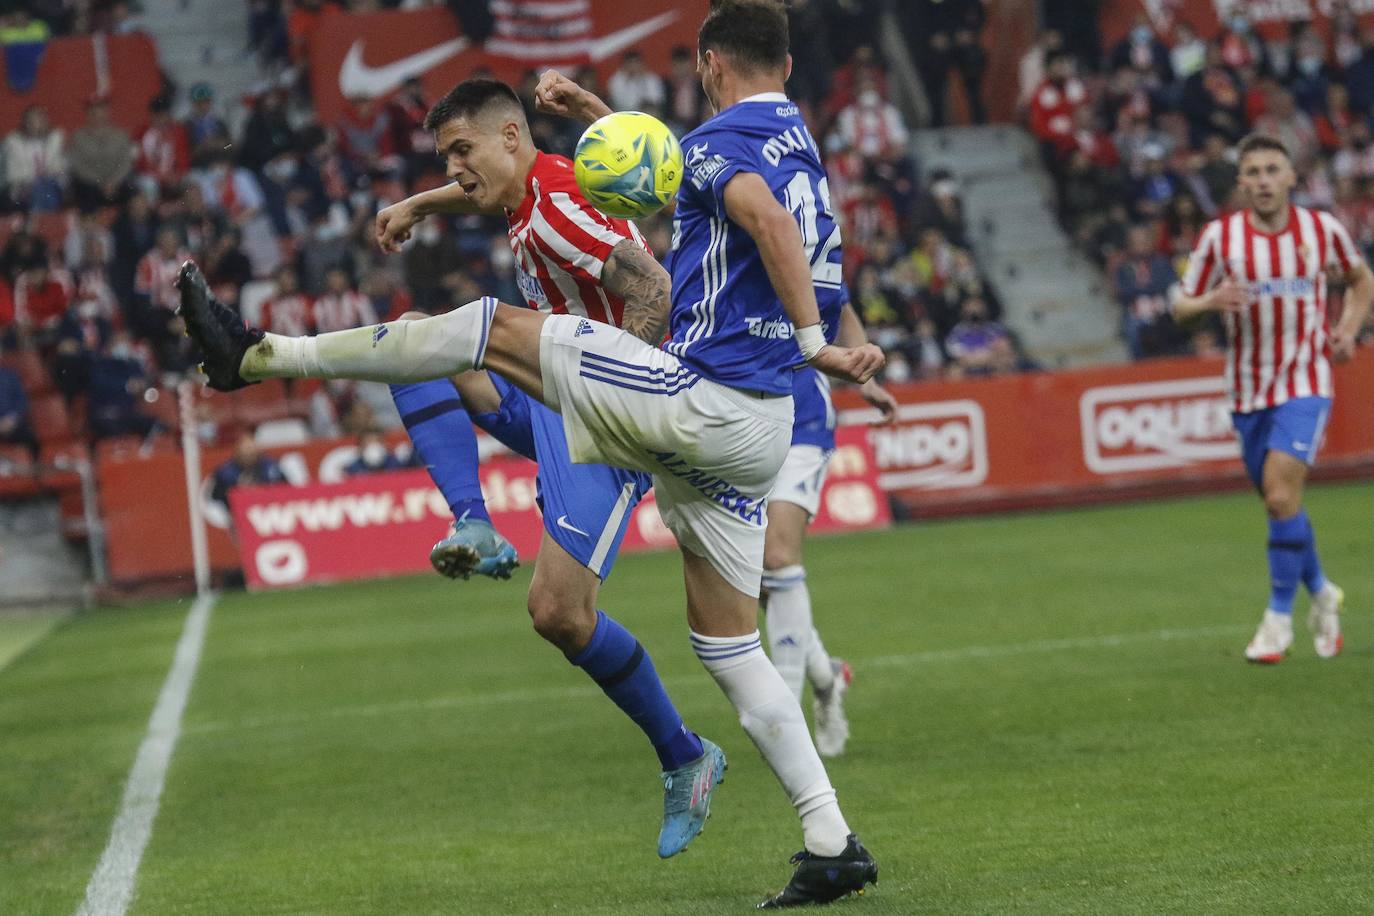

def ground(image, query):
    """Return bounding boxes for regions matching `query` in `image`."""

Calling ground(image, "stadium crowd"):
[0,0,1011,464]
[1024,7,1374,360]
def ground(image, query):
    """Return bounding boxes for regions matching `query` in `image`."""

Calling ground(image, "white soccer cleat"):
[1245,609,1294,664]
[1307,583,1345,659]
[813,659,852,757]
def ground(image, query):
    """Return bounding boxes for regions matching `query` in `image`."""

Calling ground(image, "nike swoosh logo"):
[339,36,470,99]
[556,515,589,537]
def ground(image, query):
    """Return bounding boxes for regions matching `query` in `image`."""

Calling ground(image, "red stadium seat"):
[1,349,54,395]
[29,394,72,443]
[38,440,87,491]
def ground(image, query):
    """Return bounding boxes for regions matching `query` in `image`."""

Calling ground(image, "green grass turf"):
[3,482,1373,915]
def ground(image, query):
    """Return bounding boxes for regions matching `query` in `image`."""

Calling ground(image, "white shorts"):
[768,444,833,519]
[538,314,793,596]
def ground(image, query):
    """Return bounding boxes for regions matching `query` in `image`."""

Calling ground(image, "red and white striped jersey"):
[504,151,648,328]
[313,290,377,333]
[1181,205,1364,413]
[260,293,314,337]
[135,249,190,311]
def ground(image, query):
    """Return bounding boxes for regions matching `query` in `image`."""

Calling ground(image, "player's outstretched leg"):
[390,379,517,580]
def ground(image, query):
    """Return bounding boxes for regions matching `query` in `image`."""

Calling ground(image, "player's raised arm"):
[375,183,484,253]
[836,301,897,424]
[722,172,884,385]
[601,240,672,344]
[534,69,613,125]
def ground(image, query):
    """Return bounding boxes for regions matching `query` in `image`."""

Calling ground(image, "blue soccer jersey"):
[666,93,845,395]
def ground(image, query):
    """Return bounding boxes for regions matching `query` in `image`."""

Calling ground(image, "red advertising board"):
[834,351,1374,516]
[226,424,889,590]
[97,352,1373,587]
[308,1,707,124]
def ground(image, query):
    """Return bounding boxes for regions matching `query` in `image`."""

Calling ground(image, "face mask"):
[110,343,133,360]
[1299,57,1322,76]
[264,157,297,182]
[78,301,99,320]
[490,244,515,270]
[1230,15,1249,34]
[885,356,911,384]
[362,442,388,466]
[859,90,880,107]
[415,222,441,244]
[1132,26,1152,45]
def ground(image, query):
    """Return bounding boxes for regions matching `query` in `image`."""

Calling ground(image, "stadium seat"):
[29,394,72,444]
[0,444,42,498]
[94,435,147,461]
[1,349,54,395]
[38,440,87,492]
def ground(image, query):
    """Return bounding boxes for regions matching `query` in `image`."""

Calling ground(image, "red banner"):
[0,33,163,135]
[834,351,1374,516]
[226,424,889,590]
[308,1,706,123]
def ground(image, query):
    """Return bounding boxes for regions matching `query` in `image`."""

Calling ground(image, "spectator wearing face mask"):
[344,427,403,476]
[52,296,112,400]
[944,296,1012,377]
[834,75,909,161]
[211,430,287,513]
[87,332,158,441]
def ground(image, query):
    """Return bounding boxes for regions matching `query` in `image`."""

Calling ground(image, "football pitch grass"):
[3,482,1373,915]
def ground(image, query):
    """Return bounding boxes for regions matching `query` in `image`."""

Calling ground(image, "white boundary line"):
[182,622,1249,738]
[76,592,218,916]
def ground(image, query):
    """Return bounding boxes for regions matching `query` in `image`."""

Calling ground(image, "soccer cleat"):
[174,260,263,391]
[428,513,519,580]
[1245,608,1294,664]
[658,737,726,858]
[757,833,878,909]
[813,659,852,758]
[1307,583,1345,659]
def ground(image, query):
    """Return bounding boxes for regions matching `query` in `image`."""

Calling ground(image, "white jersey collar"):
[739,92,790,103]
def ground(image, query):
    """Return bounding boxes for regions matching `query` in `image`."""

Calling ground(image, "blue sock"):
[391,381,489,523]
[572,610,704,771]
[1293,509,1328,595]
[1267,514,1307,614]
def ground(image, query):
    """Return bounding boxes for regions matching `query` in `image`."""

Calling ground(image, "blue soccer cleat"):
[429,512,519,581]
[658,737,726,858]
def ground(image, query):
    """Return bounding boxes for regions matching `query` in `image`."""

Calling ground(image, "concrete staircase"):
[137,0,264,125]
[911,124,1128,369]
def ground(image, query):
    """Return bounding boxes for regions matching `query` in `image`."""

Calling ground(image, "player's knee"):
[1263,484,1300,519]
[526,589,593,651]
[763,543,801,572]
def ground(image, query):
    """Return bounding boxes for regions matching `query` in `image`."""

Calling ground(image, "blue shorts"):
[1231,396,1333,488]
[790,366,836,450]
[471,374,650,580]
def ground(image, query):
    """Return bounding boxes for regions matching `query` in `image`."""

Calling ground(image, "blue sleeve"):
[683,127,761,218]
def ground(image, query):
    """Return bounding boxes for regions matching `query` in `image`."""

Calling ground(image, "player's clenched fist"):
[375,201,420,254]
[810,343,885,385]
[535,69,611,124]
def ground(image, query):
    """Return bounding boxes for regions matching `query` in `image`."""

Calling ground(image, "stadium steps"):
[138,0,262,123]
[911,125,1128,369]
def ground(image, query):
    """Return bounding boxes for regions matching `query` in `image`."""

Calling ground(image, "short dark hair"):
[698,0,788,75]
[424,78,524,132]
[1237,133,1291,162]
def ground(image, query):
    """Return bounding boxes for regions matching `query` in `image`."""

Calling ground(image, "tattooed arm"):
[601,240,672,344]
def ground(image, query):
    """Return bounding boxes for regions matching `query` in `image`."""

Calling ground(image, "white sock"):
[762,565,812,703]
[241,297,498,383]
[806,627,836,694]
[691,630,850,856]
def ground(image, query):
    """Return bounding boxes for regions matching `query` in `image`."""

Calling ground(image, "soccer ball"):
[573,111,683,219]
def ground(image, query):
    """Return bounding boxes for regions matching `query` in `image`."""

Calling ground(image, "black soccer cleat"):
[174,259,263,391]
[757,834,878,909]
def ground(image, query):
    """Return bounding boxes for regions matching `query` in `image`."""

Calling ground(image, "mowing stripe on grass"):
[75,593,217,916]
[182,621,1250,738]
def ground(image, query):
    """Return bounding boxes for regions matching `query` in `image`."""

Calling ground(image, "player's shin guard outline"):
[690,629,850,856]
